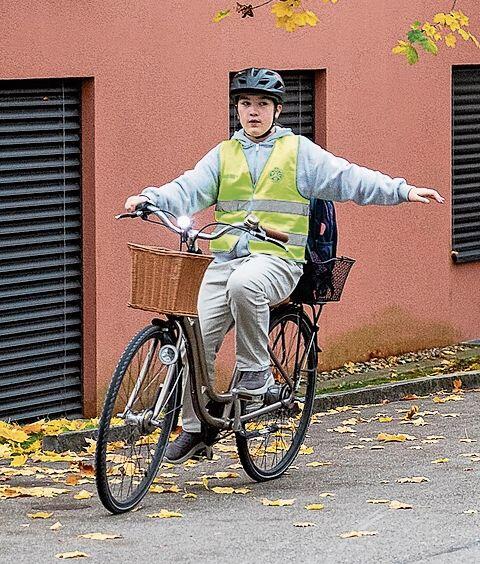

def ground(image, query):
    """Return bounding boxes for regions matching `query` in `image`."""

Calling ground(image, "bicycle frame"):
[130,302,321,435]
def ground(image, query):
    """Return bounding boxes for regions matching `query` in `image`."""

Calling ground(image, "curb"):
[313,370,480,411]
[42,370,480,453]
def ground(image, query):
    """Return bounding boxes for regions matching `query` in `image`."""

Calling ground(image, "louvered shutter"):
[452,66,480,263]
[0,79,83,422]
[230,71,314,140]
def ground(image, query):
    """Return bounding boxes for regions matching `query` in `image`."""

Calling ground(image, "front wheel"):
[95,323,182,513]
[236,304,317,481]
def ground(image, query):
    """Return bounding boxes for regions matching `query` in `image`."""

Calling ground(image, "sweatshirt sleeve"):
[297,136,412,205]
[140,144,221,217]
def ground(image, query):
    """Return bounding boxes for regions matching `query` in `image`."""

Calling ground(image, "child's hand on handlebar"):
[125,195,150,212]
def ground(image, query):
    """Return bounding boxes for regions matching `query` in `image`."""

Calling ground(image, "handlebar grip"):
[262,226,289,244]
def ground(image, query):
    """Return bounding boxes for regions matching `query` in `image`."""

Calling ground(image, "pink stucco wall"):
[2,1,479,415]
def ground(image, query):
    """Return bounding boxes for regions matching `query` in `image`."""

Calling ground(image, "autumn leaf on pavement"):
[340,530,378,538]
[453,378,463,393]
[147,510,183,518]
[431,458,449,464]
[396,476,429,483]
[389,500,413,509]
[433,395,464,403]
[182,493,197,499]
[211,486,235,494]
[377,433,408,442]
[404,405,419,420]
[305,503,324,510]
[27,512,53,519]
[11,454,28,467]
[50,522,63,531]
[378,417,393,423]
[78,533,122,540]
[78,462,95,476]
[55,552,89,559]
[306,461,332,467]
[332,426,356,434]
[261,498,295,506]
[74,490,93,500]
[299,445,314,454]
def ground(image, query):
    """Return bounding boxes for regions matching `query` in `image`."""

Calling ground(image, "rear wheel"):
[236,305,317,481]
[95,323,182,513]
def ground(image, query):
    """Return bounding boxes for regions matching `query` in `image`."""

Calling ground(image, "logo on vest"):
[269,167,283,182]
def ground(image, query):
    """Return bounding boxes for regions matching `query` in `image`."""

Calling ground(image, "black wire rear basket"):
[290,256,355,305]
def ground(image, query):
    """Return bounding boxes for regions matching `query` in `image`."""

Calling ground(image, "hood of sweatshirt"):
[230,126,294,186]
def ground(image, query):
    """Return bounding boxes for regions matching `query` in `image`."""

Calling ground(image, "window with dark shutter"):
[230,70,315,140]
[0,78,83,422]
[452,65,480,263]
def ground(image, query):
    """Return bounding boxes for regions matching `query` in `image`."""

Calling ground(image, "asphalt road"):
[2,388,480,564]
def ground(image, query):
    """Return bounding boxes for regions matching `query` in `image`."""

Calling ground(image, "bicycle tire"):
[95,323,182,513]
[236,304,317,481]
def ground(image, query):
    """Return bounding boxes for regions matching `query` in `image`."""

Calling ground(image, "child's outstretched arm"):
[407,187,445,204]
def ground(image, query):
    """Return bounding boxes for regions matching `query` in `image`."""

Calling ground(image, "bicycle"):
[95,204,354,514]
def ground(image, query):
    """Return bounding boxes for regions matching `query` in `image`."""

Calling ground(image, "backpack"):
[290,199,338,303]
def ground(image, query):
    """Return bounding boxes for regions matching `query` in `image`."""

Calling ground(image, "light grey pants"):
[182,253,304,432]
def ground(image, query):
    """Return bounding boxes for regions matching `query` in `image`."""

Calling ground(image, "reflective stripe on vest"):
[210,136,309,262]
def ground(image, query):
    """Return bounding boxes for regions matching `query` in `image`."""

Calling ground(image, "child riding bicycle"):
[124,67,444,464]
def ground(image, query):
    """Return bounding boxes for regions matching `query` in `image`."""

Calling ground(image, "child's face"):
[237,94,282,139]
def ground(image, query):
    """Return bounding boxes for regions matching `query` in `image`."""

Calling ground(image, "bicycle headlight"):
[158,344,179,365]
[177,215,191,230]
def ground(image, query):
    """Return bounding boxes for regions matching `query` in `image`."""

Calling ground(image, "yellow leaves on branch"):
[271,1,319,33]
[393,9,480,65]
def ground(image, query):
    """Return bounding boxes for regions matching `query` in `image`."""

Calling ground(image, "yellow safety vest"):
[210,135,309,262]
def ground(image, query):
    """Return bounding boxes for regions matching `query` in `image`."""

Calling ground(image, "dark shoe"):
[234,370,275,396]
[164,431,206,464]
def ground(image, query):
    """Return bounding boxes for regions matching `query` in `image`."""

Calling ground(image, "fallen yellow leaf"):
[0,425,29,443]
[340,530,377,538]
[306,461,332,467]
[149,485,180,494]
[377,433,406,442]
[27,511,53,519]
[431,458,449,464]
[233,487,251,495]
[433,395,464,403]
[261,498,295,506]
[299,445,314,455]
[50,522,63,531]
[332,426,356,434]
[74,490,93,500]
[0,486,68,499]
[396,476,429,483]
[182,493,197,499]
[203,472,239,479]
[389,500,413,509]
[211,486,234,494]
[11,454,28,467]
[378,417,393,423]
[147,510,183,518]
[305,503,324,510]
[55,552,89,559]
[78,533,122,540]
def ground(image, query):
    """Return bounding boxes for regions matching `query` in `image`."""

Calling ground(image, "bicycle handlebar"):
[115,204,290,252]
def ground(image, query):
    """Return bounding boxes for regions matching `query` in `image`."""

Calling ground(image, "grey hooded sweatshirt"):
[141,127,413,262]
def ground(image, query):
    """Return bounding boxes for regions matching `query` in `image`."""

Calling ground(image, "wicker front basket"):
[128,244,213,316]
